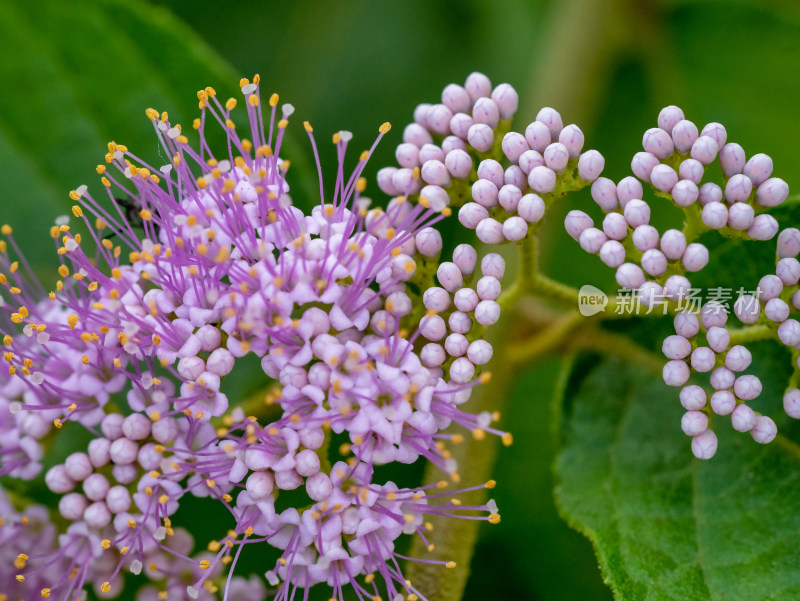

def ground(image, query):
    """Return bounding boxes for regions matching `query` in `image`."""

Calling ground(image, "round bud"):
[682,243,709,272]
[295,449,321,477]
[698,182,723,206]
[467,340,494,365]
[492,83,519,119]
[498,184,522,213]
[615,263,645,289]
[536,107,563,137]
[671,180,698,207]
[544,143,569,172]
[459,202,489,229]
[623,200,651,227]
[662,277,689,305]
[681,411,709,436]
[658,105,685,133]
[671,119,698,152]
[700,122,727,147]
[472,97,499,128]
[690,135,718,165]
[472,179,499,208]
[691,430,718,460]
[88,438,112,468]
[449,357,475,384]
[731,403,757,432]
[565,210,593,240]
[151,417,180,444]
[680,384,707,410]
[602,212,628,241]
[84,502,112,529]
[631,152,659,182]
[528,166,556,193]
[454,288,479,312]
[727,202,755,230]
[701,202,728,230]
[481,253,506,279]
[445,333,469,358]
[578,149,604,182]
[396,143,420,168]
[632,225,659,252]
[465,72,492,101]
[662,335,691,360]
[748,214,779,241]
[122,413,151,441]
[519,149,545,174]
[710,367,735,391]
[421,160,450,186]
[691,347,715,372]
[660,229,687,260]
[45,465,75,494]
[437,262,463,292]
[674,311,700,338]
[751,416,777,444]
[719,143,746,177]
[467,124,494,153]
[442,83,472,113]
[734,374,762,401]
[725,345,752,372]
[700,302,728,328]
[477,276,502,301]
[778,228,800,259]
[450,113,474,139]
[445,149,473,179]
[706,326,730,353]
[641,249,667,276]
[733,295,761,325]
[679,158,704,184]
[765,298,790,323]
[105,486,132,514]
[756,177,789,207]
[663,360,690,387]
[101,413,125,440]
[579,228,607,254]
[617,177,643,207]
[650,164,679,193]
[743,153,773,186]
[710,391,736,415]
[475,300,501,326]
[306,472,333,502]
[599,240,626,268]
[416,228,443,257]
[758,274,783,301]
[591,177,618,211]
[476,218,505,244]
[518,194,546,224]
[423,287,451,313]
[377,167,400,196]
[83,473,110,501]
[427,104,453,135]
[778,319,800,347]
[642,127,674,158]
[724,174,753,203]
[784,389,800,419]
[777,258,800,285]
[453,244,478,275]
[421,343,446,367]
[525,121,551,153]
[502,132,528,163]
[59,492,89,521]
[109,437,138,465]
[64,452,93,482]
[420,314,447,341]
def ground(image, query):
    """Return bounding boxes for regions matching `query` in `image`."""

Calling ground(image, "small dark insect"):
[105,196,160,239]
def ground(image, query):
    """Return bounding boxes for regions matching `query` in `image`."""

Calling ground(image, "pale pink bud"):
[528,166,556,193]
[616,263,645,289]
[65,452,93,482]
[84,502,112,528]
[109,437,138,465]
[672,119,698,153]
[701,202,728,229]
[504,166,526,189]
[502,132,529,163]
[421,343,446,367]
[680,384,706,410]
[617,176,643,207]
[698,182,723,206]
[671,180,698,207]
[503,216,528,241]
[700,302,728,328]
[664,275,692,302]
[101,413,125,440]
[602,212,628,241]
[710,391,736,415]
[756,177,789,207]
[518,194,546,223]
[122,413,151,441]
[449,312,472,334]
[663,360,690,386]
[468,340,493,365]
[784,389,800,419]
[498,184,522,212]
[663,335,691,360]
[691,430,718,459]
[731,403,757,432]
[765,298,790,322]
[453,243,478,275]
[700,122,727,148]
[641,249,668,276]
[88,438,111,468]
[778,228,800,258]
[472,97,499,128]
[421,160,450,186]
[559,124,585,157]
[396,143,420,168]
[442,83,472,113]
[682,243,709,272]
[658,105,685,133]
[403,123,433,147]
[632,225,659,252]
[743,153,773,186]
[476,218,505,244]
[519,150,545,174]
[679,158,704,184]
[674,311,700,338]
[491,83,519,119]
[423,287,451,313]
[660,229,687,260]
[631,152,659,182]
[481,253,505,279]
[706,326,730,353]
[83,473,110,501]
[719,143,746,177]
[681,411,709,436]
[467,123,494,152]
[750,416,777,444]
[450,357,475,384]
[599,240,625,267]
[46,465,76,494]
[623,199,651,227]
[733,294,761,325]
[579,228,607,254]
[475,300,501,325]
[459,202,489,229]
[59,492,89,521]
[591,177,618,211]
[778,319,800,347]
[454,288,479,312]
[445,333,469,357]
[725,345,752,372]
[777,258,800,285]
[544,143,570,172]
[724,174,753,203]
[691,347,716,372]
[643,127,674,158]
[525,121,551,153]
[465,72,492,101]
[536,107,563,138]
[427,104,453,135]
[710,366,735,390]
[450,113,474,139]
[690,135,718,165]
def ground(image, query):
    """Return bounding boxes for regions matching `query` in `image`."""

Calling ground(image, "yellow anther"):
[379,122,391,134]
[226,98,237,110]
[146,108,159,120]
[445,561,457,569]
[269,93,279,107]
[72,205,83,218]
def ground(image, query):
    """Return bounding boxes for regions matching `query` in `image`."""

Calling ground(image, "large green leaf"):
[555,355,800,600]
[0,0,240,271]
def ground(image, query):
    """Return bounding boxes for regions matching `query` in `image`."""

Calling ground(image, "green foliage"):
[556,356,800,600]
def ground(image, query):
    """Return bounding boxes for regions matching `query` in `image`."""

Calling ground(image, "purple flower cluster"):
[1,76,507,600]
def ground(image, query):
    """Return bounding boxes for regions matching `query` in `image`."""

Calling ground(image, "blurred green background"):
[2,0,800,599]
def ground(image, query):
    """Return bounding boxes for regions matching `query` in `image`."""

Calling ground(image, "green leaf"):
[555,355,800,601]
[0,0,312,273]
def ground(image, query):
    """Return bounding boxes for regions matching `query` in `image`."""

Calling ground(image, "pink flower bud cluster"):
[1,78,506,601]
